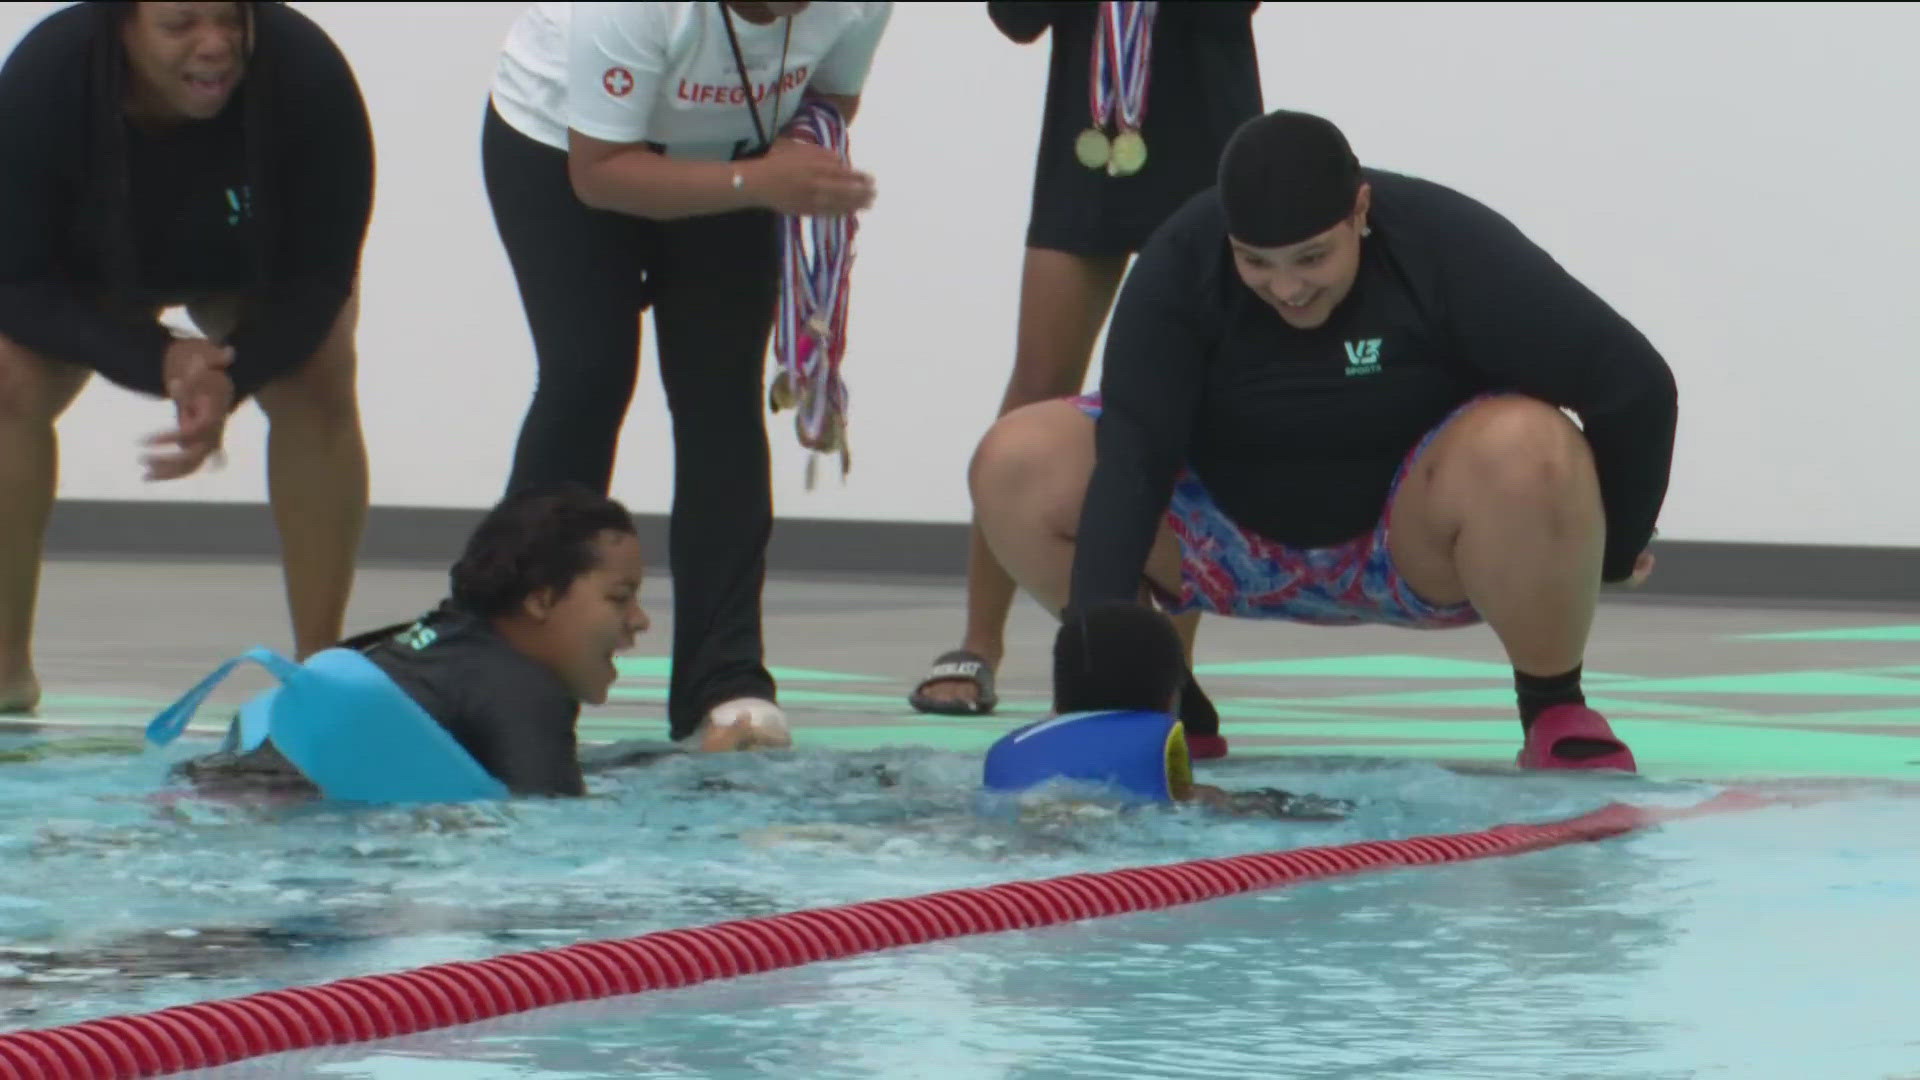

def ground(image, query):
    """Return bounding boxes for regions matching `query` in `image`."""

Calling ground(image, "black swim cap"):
[1217,110,1362,247]
[1053,600,1187,716]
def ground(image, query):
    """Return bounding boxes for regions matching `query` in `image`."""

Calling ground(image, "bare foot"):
[0,671,40,715]
[916,679,981,710]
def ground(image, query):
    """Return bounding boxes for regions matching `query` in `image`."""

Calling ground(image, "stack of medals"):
[769,99,858,489]
[1074,1,1157,177]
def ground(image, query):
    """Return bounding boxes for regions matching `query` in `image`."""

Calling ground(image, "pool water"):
[3,733,1917,1079]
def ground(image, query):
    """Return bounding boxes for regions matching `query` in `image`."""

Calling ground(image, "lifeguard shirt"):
[490,1,892,158]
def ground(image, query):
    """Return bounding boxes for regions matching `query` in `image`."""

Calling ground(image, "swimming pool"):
[4,732,1916,1079]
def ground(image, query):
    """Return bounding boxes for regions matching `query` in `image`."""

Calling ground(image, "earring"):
[1361,224,1372,238]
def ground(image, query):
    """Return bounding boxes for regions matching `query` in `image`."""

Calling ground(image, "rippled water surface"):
[2,732,1914,1079]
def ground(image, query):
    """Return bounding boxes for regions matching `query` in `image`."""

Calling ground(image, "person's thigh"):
[0,332,91,423]
[482,102,657,386]
[1385,394,1589,608]
[1000,247,1130,408]
[248,284,362,423]
[648,208,780,420]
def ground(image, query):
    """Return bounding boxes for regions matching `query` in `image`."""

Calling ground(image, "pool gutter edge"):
[42,499,1920,607]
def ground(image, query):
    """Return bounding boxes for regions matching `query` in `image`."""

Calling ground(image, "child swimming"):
[739,600,1354,856]
[984,598,1354,820]
[174,483,782,801]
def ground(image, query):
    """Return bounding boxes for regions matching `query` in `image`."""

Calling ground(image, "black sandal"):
[908,649,1000,716]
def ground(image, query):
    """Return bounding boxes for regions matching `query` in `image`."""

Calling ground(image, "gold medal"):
[1108,129,1147,177]
[1075,127,1110,170]
[769,370,796,411]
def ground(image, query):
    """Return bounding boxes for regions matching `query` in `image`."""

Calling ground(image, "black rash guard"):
[355,605,587,798]
[1068,169,1678,608]
[0,1,373,401]
[178,604,587,800]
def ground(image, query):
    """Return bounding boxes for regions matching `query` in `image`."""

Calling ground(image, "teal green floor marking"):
[1212,700,1486,722]
[610,657,674,678]
[608,684,1053,717]
[1608,671,1920,697]
[1206,742,1525,766]
[1291,686,1730,717]
[37,692,169,712]
[1739,625,1920,642]
[769,724,1006,753]
[1606,720,1920,780]
[1207,719,1515,742]
[1194,654,1626,682]
[1676,706,1920,728]
[17,715,219,738]
[580,708,1920,782]
[1234,730,1919,781]
[1162,721,1916,781]
[614,656,885,683]
[22,644,1908,783]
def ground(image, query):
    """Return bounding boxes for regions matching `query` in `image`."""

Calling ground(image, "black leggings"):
[481,102,779,741]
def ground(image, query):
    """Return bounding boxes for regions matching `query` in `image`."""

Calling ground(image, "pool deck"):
[13,557,1920,784]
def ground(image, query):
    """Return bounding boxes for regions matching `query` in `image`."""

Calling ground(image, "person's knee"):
[1445,396,1594,504]
[256,287,366,427]
[968,402,1085,516]
[966,411,1026,502]
[0,334,84,423]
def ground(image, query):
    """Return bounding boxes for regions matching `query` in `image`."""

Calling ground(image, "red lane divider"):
[0,790,1783,1079]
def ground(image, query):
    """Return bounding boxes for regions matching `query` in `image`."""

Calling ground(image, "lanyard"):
[718,1,793,156]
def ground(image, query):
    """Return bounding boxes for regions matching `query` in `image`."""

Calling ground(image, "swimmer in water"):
[175,482,779,802]
[741,600,1352,855]
[988,597,1353,820]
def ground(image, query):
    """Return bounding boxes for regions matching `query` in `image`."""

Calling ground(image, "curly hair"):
[1052,600,1187,716]
[449,483,639,620]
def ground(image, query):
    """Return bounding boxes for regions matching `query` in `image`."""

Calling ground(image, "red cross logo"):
[602,66,634,97]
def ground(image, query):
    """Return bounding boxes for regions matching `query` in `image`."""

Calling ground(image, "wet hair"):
[88,2,274,292]
[449,484,640,620]
[1052,600,1188,716]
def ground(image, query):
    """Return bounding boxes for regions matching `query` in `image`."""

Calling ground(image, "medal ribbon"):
[773,99,858,486]
[1089,3,1156,134]
[1116,2,1156,132]
[1087,3,1116,132]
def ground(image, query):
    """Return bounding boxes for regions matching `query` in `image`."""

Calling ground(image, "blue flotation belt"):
[982,709,1192,804]
[145,646,509,805]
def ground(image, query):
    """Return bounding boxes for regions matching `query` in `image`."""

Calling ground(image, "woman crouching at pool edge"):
[176,482,783,801]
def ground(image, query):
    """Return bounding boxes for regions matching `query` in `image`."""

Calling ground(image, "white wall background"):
[6,1,1917,548]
